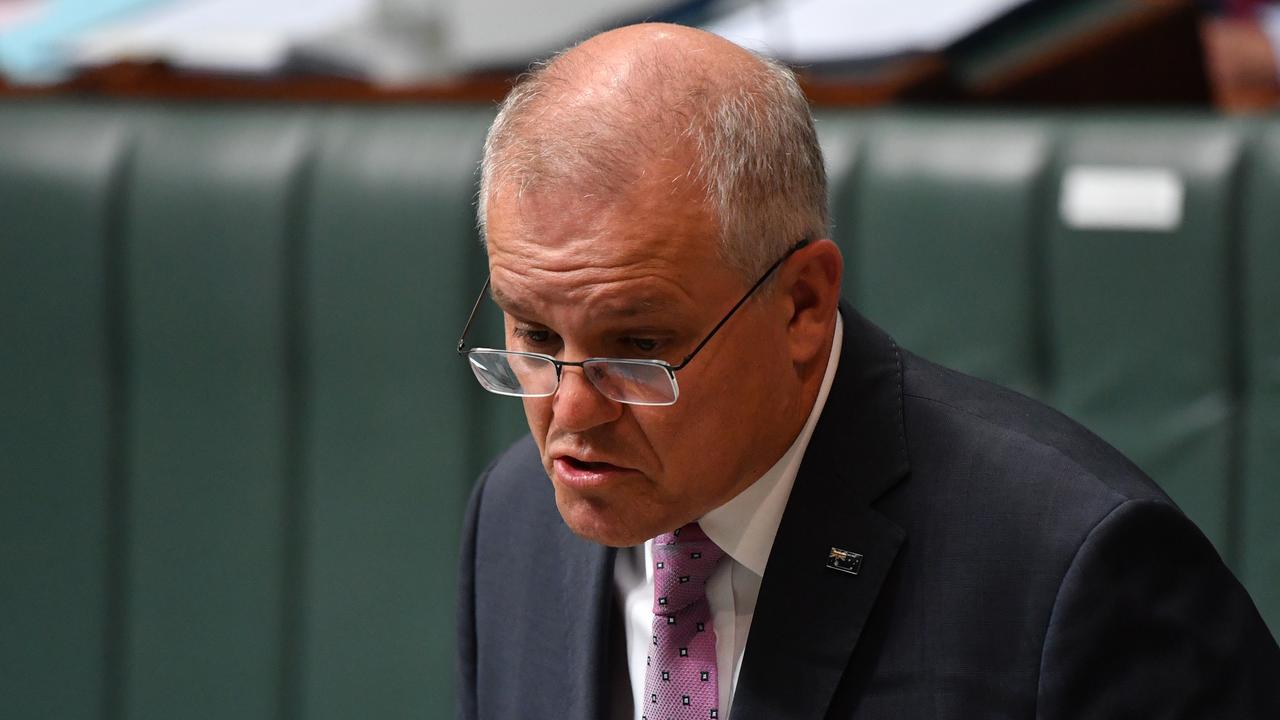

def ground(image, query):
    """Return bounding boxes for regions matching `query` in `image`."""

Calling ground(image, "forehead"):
[483,169,730,316]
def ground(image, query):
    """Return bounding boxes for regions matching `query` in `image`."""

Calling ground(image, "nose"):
[552,363,624,433]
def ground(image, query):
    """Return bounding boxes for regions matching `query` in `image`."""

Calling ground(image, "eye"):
[627,337,660,353]
[511,325,559,349]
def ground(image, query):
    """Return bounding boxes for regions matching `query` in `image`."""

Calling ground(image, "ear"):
[777,238,844,367]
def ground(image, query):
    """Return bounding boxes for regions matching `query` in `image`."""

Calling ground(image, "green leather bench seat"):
[2,102,1277,719]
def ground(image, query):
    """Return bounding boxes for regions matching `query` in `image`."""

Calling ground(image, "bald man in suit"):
[454,23,1280,719]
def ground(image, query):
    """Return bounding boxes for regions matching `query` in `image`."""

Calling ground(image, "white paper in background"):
[703,0,1030,62]
[0,0,48,32]
[1059,166,1185,232]
[71,0,371,73]
[449,0,659,68]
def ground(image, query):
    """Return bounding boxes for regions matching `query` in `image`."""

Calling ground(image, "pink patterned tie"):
[643,523,727,720]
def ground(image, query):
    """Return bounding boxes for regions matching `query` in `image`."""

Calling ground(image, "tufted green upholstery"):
[836,116,1053,396]
[298,108,491,720]
[121,107,309,720]
[1,102,1276,718]
[0,102,505,720]
[0,103,129,720]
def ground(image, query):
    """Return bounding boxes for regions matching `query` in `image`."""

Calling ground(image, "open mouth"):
[560,456,622,472]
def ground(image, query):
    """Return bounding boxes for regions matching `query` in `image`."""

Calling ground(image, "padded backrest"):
[0,101,494,720]
[1044,119,1244,557]
[299,108,490,719]
[840,117,1052,395]
[0,103,129,719]
[122,107,312,720]
[1240,120,1280,636]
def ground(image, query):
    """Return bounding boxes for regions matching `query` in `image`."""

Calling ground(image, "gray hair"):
[477,43,828,280]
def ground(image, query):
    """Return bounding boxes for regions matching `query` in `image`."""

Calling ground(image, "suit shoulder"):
[898,352,1169,507]
[479,433,543,486]
[468,434,557,527]
[1038,498,1280,714]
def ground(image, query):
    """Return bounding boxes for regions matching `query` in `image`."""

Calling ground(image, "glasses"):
[456,239,809,406]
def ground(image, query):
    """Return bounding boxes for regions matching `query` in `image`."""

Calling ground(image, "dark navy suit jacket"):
[456,306,1280,719]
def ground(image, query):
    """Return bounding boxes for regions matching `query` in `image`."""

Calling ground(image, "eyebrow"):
[488,284,533,318]
[489,283,680,321]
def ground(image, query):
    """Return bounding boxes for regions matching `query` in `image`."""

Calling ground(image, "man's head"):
[477,23,844,546]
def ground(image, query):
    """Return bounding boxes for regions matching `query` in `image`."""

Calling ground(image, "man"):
[455,23,1280,720]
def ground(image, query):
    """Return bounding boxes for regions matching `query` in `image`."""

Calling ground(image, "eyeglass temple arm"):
[670,238,810,371]
[457,275,492,354]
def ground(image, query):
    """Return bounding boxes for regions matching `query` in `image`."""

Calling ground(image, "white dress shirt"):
[613,315,844,720]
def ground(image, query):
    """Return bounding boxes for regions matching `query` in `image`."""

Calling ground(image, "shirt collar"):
[697,313,844,576]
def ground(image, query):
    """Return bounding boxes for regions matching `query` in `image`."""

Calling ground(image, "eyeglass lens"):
[468,352,557,397]
[583,359,677,405]
[466,351,677,405]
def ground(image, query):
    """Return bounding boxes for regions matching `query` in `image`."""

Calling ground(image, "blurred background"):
[2,1,1278,718]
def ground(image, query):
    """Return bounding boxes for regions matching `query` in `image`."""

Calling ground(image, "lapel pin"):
[827,547,863,576]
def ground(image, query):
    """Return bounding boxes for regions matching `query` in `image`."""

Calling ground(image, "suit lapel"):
[731,306,910,720]
[549,521,617,720]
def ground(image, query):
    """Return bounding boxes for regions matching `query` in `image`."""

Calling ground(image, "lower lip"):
[553,457,634,490]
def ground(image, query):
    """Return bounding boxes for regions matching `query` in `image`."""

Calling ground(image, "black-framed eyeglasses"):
[456,238,810,406]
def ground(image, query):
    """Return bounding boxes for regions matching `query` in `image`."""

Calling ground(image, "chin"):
[554,492,652,548]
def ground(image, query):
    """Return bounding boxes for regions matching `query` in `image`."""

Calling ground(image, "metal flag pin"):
[826,547,864,575]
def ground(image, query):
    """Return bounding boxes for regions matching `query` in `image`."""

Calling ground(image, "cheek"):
[643,389,735,471]
[666,348,781,457]
[682,346,769,418]
[522,397,553,448]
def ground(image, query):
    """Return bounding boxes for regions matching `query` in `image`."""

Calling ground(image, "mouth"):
[560,456,622,471]
[551,454,635,489]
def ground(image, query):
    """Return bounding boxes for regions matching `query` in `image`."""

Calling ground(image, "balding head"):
[478,23,828,280]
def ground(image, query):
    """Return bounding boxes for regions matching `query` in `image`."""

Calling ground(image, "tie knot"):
[651,523,725,616]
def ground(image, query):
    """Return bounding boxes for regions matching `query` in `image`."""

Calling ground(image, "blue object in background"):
[0,0,171,84]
